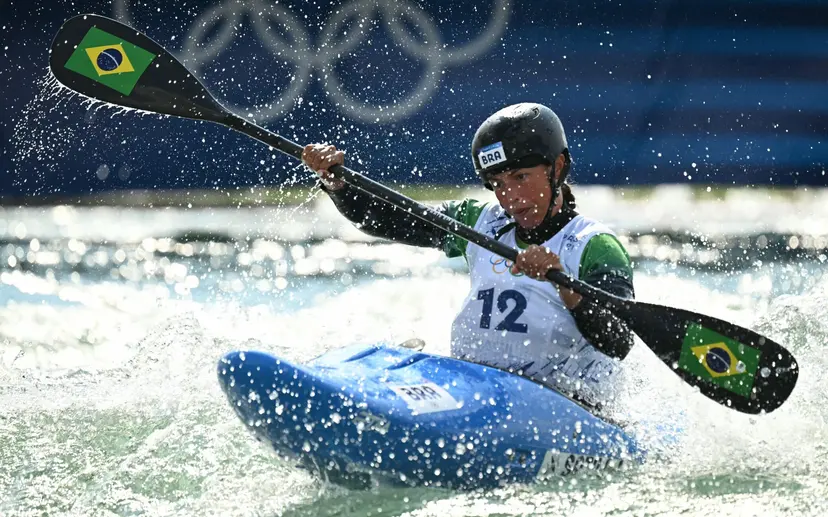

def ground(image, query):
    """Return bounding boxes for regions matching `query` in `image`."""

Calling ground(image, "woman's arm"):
[322,182,447,249]
[306,143,489,253]
[569,234,636,360]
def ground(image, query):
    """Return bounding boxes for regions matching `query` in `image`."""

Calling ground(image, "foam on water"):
[0,190,826,515]
[1,257,826,515]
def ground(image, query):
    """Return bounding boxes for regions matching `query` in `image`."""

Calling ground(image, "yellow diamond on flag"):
[65,27,157,95]
[84,44,135,76]
[690,342,745,378]
[679,323,761,397]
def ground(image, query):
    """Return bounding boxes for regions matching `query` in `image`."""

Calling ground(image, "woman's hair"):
[561,182,576,210]
[544,158,576,210]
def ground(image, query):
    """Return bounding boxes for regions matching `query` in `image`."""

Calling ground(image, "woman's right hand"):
[302,143,346,191]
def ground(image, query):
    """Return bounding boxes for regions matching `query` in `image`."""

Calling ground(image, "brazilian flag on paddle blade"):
[678,323,761,397]
[63,27,156,96]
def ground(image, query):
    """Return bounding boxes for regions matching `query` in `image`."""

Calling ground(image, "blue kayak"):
[217,343,648,489]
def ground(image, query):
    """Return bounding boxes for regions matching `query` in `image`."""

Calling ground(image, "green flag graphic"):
[63,27,156,95]
[677,323,761,397]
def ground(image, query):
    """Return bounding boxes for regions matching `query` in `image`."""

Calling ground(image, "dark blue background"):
[2,0,827,199]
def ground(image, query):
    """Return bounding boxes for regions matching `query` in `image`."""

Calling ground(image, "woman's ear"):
[554,153,566,182]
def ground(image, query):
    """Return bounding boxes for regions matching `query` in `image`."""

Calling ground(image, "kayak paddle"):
[48,13,798,414]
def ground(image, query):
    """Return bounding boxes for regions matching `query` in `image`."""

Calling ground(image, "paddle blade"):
[618,302,797,414]
[49,13,228,122]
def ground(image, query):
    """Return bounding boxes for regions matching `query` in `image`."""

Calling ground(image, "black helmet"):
[471,103,571,191]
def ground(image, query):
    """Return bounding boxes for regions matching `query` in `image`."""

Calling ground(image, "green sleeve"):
[441,199,489,259]
[578,233,633,284]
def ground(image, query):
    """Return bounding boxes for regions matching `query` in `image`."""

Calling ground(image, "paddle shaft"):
[219,113,797,415]
[46,12,797,413]
[223,114,624,309]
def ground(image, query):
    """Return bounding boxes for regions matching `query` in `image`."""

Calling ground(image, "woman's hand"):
[512,245,583,309]
[302,143,346,190]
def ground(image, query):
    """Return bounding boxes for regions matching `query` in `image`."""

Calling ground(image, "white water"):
[1,193,827,516]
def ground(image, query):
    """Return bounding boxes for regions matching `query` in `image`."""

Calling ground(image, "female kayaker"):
[302,103,635,411]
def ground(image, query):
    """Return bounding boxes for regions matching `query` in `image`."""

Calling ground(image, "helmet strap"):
[548,149,572,209]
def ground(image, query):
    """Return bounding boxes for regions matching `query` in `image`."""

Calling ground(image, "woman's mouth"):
[513,207,534,218]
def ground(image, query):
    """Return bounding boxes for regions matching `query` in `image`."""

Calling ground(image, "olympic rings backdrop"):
[1,0,826,198]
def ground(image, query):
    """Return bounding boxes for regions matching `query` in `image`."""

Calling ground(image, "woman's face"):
[489,164,554,229]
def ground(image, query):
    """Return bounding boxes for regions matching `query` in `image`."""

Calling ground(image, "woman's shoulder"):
[565,214,619,241]
[440,198,504,227]
[560,216,630,265]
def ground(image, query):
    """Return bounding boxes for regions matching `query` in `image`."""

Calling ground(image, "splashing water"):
[10,74,81,172]
[0,199,825,516]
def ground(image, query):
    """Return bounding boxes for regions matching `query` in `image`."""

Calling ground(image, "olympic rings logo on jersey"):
[113,0,511,123]
[490,256,524,277]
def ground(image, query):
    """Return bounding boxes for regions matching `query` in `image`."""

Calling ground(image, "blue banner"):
[2,0,827,198]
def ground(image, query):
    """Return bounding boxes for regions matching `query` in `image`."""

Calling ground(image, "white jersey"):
[450,204,624,406]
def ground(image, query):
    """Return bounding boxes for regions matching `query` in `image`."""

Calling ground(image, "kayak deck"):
[217,343,645,489]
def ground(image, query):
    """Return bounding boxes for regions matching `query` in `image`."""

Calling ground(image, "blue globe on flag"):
[705,347,732,374]
[97,48,124,72]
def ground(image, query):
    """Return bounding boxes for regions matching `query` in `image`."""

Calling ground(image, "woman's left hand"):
[512,245,583,309]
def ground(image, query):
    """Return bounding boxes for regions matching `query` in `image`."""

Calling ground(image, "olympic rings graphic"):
[113,0,511,123]
[490,256,524,277]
